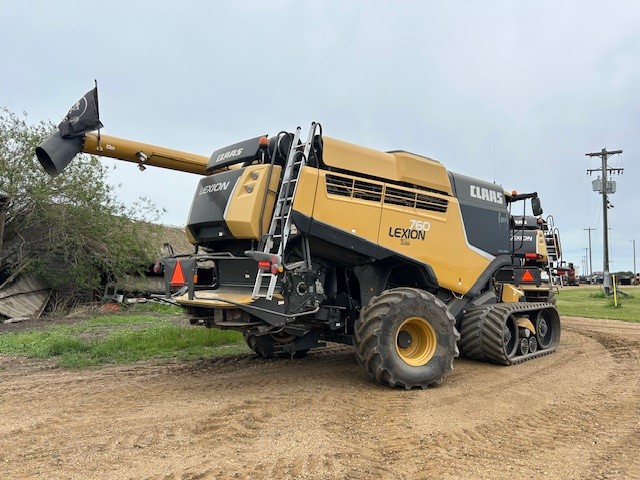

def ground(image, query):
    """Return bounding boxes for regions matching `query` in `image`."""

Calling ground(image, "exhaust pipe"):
[35,131,84,177]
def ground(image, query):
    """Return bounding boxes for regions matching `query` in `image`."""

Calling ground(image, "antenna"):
[492,143,496,184]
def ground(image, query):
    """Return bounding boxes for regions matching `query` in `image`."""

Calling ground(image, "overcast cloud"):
[1,0,638,273]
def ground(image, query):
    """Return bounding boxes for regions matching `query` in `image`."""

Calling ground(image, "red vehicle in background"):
[555,262,578,286]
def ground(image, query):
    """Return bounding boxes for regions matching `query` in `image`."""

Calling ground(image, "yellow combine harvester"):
[36,89,561,389]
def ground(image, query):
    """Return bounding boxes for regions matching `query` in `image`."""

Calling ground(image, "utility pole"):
[583,227,595,278]
[632,239,636,276]
[586,148,623,295]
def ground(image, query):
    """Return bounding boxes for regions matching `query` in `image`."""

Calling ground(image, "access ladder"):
[544,215,562,289]
[251,123,319,300]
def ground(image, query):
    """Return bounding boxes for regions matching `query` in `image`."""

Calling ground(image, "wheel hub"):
[395,317,437,367]
[538,319,548,337]
[397,331,413,349]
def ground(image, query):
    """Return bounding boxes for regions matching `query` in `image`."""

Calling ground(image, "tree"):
[0,108,163,299]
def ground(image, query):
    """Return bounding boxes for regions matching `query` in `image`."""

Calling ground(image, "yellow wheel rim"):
[395,317,437,366]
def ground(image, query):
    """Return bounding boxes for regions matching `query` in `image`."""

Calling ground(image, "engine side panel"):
[298,168,493,295]
[295,169,384,243]
[449,172,511,256]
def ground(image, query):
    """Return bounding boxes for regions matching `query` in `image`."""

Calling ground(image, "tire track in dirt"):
[273,317,640,480]
[562,320,640,480]
[360,317,640,480]
[0,316,638,479]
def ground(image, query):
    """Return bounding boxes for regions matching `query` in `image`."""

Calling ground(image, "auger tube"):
[36,131,210,178]
[83,133,210,175]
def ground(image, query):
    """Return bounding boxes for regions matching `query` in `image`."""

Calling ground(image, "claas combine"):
[36,89,561,389]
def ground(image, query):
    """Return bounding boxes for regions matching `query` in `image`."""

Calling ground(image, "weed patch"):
[0,312,247,367]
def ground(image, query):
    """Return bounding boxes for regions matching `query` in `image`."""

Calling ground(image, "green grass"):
[0,306,248,368]
[555,286,639,322]
[122,302,185,315]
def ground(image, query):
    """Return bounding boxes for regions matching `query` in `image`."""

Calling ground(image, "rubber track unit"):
[459,302,560,366]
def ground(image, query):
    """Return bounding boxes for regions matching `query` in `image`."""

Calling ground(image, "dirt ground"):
[0,315,639,480]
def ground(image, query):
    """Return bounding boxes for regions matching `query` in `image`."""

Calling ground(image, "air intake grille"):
[384,187,448,213]
[326,175,383,202]
[325,174,448,213]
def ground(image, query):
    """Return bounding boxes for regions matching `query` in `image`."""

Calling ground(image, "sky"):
[1,0,639,274]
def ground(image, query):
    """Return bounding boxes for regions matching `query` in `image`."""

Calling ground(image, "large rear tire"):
[355,288,459,389]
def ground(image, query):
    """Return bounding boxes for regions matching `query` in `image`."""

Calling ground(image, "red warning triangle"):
[521,269,535,283]
[171,261,186,286]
